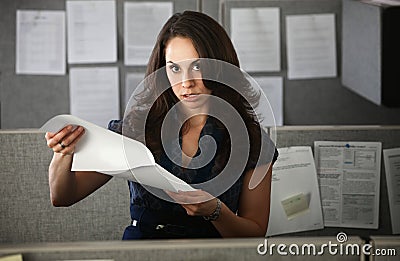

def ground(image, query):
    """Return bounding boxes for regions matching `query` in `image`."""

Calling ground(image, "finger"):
[178,189,206,197]
[55,127,85,155]
[178,190,215,203]
[58,126,85,148]
[45,132,56,140]
[52,143,65,153]
[182,204,208,216]
[182,205,194,216]
[164,190,177,196]
[64,127,85,148]
[47,125,73,148]
[165,191,185,202]
[169,193,191,204]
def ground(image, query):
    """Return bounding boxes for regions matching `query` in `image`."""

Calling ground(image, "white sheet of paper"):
[40,114,194,192]
[124,2,173,65]
[266,146,324,236]
[314,141,382,229]
[69,67,120,128]
[286,14,337,79]
[253,77,283,126]
[383,147,400,234]
[230,7,280,72]
[16,10,65,75]
[66,0,117,64]
[125,73,145,109]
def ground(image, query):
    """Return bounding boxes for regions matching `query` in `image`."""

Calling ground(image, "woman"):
[45,11,278,239]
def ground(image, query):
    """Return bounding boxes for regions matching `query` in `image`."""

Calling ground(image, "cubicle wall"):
[0,131,130,243]
[271,126,400,239]
[1,0,400,259]
[1,126,399,244]
[1,0,400,129]
[370,236,400,261]
[0,237,366,261]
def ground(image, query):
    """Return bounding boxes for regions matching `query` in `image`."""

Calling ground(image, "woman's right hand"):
[45,124,110,207]
[45,125,85,155]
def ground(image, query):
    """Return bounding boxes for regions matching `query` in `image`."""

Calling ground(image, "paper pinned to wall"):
[253,77,283,126]
[125,73,145,109]
[66,0,117,64]
[230,7,281,72]
[16,10,65,75]
[314,141,382,229]
[124,2,173,66]
[286,13,337,79]
[383,147,400,234]
[69,67,120,128]
[266,146,324,236]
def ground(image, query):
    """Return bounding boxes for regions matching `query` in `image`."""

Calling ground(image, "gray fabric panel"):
[0,237,364,261]
[370,236,400,261]
[271,126,400,238]
[1,127,399,243]
[0,132,130,243]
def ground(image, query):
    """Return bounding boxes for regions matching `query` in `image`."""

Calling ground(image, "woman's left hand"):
[166,190,219,217]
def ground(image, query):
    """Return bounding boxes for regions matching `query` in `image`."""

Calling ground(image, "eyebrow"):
[166,59,200,65]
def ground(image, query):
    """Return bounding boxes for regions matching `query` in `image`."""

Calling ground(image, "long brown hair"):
[124,11,262,172]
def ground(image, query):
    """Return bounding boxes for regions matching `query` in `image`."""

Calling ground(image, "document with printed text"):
[124,2,172,65]
[230,7,280,72]
[69,67,120,128]
[286,13,337,79]
[66,0,117,64]
[383,147,400,234]
[267,146,324,236]
[253,76,283,126]
[125,73,145,108]
[16,10,65,75]
[314,141,381,228]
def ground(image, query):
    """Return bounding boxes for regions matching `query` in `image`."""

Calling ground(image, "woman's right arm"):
[46,125,112,207]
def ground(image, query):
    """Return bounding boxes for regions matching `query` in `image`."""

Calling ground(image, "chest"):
[181,127,202,166]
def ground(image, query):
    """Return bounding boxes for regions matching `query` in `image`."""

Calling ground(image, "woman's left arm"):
[212,164,272,237]
[167,164,272,237]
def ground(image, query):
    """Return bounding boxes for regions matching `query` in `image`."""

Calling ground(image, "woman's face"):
[165,37,212,111]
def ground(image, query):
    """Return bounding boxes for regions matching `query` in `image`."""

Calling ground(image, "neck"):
[188,114,208,128]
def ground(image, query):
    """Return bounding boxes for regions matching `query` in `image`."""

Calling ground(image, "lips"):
[182,93,197,98]
[181,93,200,101]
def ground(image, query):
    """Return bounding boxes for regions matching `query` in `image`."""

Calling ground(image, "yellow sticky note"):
[0,254,23,261]
[281,193,309,220]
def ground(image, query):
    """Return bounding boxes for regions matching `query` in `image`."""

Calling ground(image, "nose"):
[181,71,194,88]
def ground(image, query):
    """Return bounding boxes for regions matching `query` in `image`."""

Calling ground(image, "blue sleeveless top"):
[108,117,278,217]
